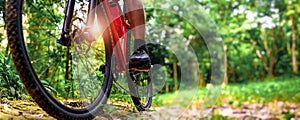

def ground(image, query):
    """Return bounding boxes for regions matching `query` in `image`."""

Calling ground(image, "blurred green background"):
[0,0,300,118]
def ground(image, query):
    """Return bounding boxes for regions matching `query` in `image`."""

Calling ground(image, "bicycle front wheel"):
[6,0,113,119]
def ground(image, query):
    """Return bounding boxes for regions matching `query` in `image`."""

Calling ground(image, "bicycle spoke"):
[6,0,114,118]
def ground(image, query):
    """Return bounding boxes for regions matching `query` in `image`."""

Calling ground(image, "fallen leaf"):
[3,104,11,111]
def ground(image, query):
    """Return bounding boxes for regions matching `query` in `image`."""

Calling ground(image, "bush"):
[0,51,26,100]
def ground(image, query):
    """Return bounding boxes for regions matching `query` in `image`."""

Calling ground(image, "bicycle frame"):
[59,0,130,72]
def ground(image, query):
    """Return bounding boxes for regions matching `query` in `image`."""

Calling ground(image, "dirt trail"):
[0,103,182,119]
[1,100,300,119]
[0,101,55,119]
[0,100,208,119]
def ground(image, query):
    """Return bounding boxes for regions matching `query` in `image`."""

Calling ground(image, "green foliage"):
[284,112,295,120]
[23,0,67,98]
[19,0,108,100]
[0,0,4,43]
[0,0,5,11]
[145,4,212,89]
[198,0,300,82]
[1,0,300,102]
[109,93,132,104]
[0,52,25,100]
[151,76,300,111]
[210,115,229,120]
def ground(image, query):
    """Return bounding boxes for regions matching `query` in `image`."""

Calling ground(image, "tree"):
[287,0,299,74]
[144,0,223,88]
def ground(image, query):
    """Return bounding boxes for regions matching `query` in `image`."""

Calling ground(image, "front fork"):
[57,0,97,46]
[57,0,75,46]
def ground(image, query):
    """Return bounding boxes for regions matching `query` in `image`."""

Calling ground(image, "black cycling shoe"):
[129,45,151,72]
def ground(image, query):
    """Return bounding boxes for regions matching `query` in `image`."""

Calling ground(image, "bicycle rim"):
[6,0,113,119]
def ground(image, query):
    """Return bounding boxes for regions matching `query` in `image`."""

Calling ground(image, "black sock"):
[134,39,148,54]
[134,39,145,50]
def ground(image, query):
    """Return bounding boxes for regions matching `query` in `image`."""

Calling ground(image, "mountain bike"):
[6,0,152,119]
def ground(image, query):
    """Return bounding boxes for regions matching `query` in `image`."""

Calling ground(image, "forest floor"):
[1,99,300,119]
[1,77,300,119]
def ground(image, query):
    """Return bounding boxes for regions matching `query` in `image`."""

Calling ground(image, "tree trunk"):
[165,83,169,93]
[173,63,178,91]
[65,47,70,80]
[223,44,228,85]
[198,72,205,87]
[268,57,275,77]
[256,27,277,78]
[290,14,298,74]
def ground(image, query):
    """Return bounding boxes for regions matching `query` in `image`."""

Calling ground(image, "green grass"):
[219,76,300,104]
[151,76,300,107]
[109,76,300,109]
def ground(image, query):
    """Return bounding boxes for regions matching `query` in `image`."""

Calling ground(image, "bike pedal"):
[129,61,150,68]
[129,68,150,72]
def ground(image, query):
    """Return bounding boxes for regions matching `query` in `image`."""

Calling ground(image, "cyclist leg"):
[99,0,147,73]
[125,0,150,71]
[125,0,146,50]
